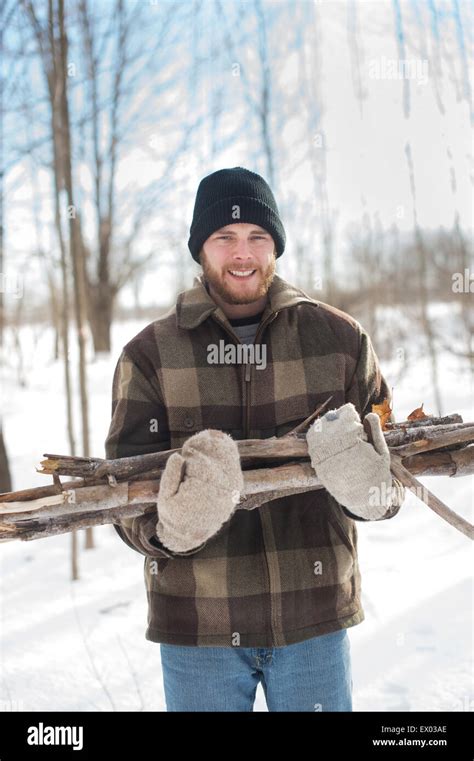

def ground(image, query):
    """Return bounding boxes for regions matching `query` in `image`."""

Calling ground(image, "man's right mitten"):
[156,429,244,554]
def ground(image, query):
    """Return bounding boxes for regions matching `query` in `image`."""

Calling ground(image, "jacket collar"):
[176,273,317,330]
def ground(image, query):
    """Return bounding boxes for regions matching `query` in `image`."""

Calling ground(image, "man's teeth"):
[229,269,256,277]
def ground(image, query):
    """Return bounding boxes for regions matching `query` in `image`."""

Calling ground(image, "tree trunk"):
[56,0,93,551]
[0,425,12,493]
[88,282,114,354]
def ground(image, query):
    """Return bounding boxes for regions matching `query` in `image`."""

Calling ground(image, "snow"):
[0,314,472,713]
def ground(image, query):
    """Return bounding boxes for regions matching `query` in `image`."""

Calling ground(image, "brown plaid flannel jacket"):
[105,274,404,647]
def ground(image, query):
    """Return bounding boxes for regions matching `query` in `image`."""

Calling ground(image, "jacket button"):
[184,416,194,428]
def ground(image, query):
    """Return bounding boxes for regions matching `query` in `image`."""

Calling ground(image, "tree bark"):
[1,448,473,543]
[33,421,474,483]
[1,420,473,542]
[55,0,93,551]
[87,282,115,353]
[0,425,12,493]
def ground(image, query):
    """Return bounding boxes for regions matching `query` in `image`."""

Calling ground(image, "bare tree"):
[78,0,126,353]
[297,0,336,301]
[77,0,201,352]
[23,0,92,569]
[0,425,11,493]
[56,0,93,556]
[405,142,443,415]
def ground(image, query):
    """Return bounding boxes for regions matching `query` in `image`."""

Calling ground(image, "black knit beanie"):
[188,167,286,262]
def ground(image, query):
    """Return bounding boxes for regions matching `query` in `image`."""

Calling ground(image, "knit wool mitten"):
[306,403,394,520]
[156,429,244,553]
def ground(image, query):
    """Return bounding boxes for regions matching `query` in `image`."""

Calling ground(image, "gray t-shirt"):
[228,311,264,344]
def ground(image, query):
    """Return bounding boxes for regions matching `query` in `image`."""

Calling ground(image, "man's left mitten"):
[306,402,394,520]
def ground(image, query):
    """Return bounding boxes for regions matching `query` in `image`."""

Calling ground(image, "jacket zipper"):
[241,309,280,644]
[243,310,279,437]
[212,307,283,645]
[212,310,280,437]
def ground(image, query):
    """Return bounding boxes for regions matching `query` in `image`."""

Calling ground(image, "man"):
[105,166,405,712]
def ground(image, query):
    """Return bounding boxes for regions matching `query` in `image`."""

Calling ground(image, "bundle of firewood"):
[0,409,473,543]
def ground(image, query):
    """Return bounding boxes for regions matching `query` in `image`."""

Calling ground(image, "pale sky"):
[4,0,472,308]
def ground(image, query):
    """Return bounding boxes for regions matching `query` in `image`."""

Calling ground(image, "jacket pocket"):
[167,408,200,438]
[145,555,170,588]
[272,401,314,437]
[325,497,354,552]
[166,408,240,447]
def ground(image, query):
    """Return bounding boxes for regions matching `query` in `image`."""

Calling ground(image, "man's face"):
[200,223,276,305]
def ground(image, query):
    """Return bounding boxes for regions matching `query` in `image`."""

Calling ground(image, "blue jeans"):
[160,629,352,711]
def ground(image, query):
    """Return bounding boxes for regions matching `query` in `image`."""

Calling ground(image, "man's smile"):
[227,268,257,279]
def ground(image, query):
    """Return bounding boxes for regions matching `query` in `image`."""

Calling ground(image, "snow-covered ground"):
[0,310,472,712]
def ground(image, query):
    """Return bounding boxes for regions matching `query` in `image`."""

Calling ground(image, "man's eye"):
[215,234,267,241]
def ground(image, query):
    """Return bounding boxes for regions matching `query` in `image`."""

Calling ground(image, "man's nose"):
[232,239,252,258]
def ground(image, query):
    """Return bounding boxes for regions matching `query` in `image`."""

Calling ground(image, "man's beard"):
[200,251,276,305]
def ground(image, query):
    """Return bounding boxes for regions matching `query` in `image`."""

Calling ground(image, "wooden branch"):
[383,421,473,447]
[387,413,462,429]
[0,463,321,543]
[32,421,474,485]
[402,446,474,477]
[389,425,474,457]
[1,416,472,544]
[0,421,468,508]
[2,445,471,507]
[390,455,474,541]
[1,447,473,543]
[284,395,334,436]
